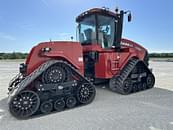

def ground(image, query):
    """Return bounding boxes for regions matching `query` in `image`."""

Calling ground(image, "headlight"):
[41,47,51,52]
[19,63,27,74]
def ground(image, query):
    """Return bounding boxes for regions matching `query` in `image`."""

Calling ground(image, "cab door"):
[94,15,121,79]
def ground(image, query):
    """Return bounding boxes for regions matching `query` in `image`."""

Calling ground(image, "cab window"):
[78,15,96,44]
[97,15,115,48]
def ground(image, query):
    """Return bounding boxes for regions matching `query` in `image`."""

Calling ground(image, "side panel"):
[25,42,84,76]
[95,51,131,79]
[82,38,147,79]
[94,39,147,79]
[95,52,118,78]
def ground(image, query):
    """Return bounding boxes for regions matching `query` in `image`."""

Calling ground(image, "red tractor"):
[8,8,155,119]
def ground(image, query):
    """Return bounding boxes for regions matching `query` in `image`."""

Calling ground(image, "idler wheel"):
[77,83,96,104]
[147,74,155,88]
[9,90,40,119]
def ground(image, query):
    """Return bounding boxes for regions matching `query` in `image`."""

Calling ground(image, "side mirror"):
[128,13,132,22]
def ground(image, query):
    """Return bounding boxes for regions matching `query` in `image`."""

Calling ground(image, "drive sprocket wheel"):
[76,83,95,104]
[9,90,40,119]
[54,99,65,111]
[43,65,66,84]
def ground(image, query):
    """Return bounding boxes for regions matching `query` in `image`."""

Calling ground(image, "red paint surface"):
[25,38,146,79]
[26,41,84,76]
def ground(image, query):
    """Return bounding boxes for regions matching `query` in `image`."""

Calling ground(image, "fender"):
[43,52,82,70]
[25,41,84,76]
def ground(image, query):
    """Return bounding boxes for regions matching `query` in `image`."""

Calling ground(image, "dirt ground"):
[0,60,173,130]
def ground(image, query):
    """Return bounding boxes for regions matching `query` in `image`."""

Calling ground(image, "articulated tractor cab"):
[8,8,155,119]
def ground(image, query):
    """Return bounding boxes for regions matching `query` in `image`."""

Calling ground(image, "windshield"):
[78,15,96,44]
[78,14,115,48]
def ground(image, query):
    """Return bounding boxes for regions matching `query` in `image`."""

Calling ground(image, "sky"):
[0,0,173,53]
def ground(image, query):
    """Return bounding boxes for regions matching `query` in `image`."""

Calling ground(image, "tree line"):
[0,52,28,60]
[0,52,173,60]
[149,53,173,58]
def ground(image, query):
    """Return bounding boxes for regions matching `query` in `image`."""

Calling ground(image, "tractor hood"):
[121,38,147,52]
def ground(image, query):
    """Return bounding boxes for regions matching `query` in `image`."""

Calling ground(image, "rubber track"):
[112,58,154,94]
[8,60,94,103]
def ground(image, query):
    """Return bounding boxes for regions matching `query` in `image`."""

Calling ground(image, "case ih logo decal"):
[121,42,134,47]
[121,42,142,51]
